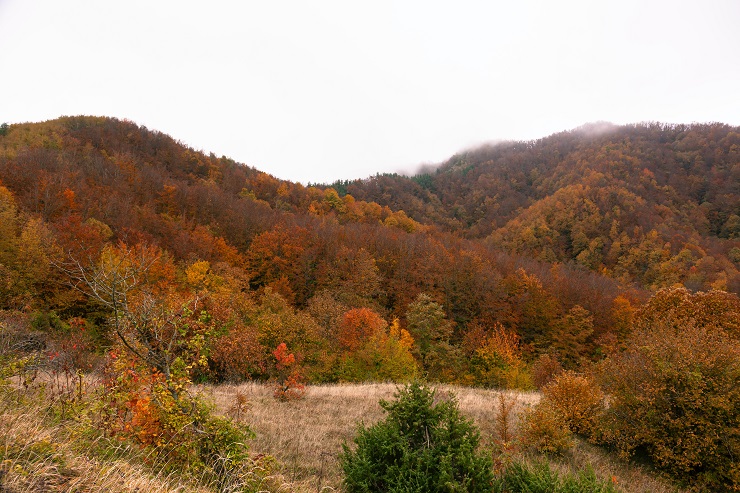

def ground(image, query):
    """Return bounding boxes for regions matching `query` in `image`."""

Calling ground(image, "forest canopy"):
[0,116,737,385]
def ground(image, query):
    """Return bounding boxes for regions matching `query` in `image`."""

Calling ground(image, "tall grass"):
[0,392,213,492]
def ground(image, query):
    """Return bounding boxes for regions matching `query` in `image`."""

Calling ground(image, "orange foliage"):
[272,342,305,400]
[337,307,387,352]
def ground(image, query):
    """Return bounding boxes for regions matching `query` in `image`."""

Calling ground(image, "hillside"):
[1,116,739,371]
[1,116,739,491]
[334,123,740,292]
[0,116,642,368]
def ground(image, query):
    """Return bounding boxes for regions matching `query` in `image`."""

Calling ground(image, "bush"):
[542,370,604,437]
[598,289,740,491]
[210,326,266,381]
[531,353,563,389]
[96,348,256,485]
[492,460,619,493]
[341,382,494,492]
[520,401,574,455]
[271,342,305,400]
[468,324,533,390]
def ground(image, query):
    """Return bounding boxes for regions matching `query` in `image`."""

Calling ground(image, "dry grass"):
[0,374,684,493]
[201,382,684,493]
[0,395,213,493]
[201,382,401,491]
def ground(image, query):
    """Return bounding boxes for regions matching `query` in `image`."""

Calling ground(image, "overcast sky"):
[1,1,739,184]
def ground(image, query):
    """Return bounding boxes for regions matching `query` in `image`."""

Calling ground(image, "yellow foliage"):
[388,318,414,351]
[542,370,604,437]
[185,260,211,289]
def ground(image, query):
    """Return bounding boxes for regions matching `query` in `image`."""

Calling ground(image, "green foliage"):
[492,461,619,493]
[467,324,532,389]
[31,310,68,332]
[341,382,494,492]
[338,324,418,383]
[405,294,456,378]
[598,289,740,491]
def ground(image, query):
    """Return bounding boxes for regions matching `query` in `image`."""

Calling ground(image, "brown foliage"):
[542,370,604,437]
[210,326,266,381]
[598,288,740,490]
[520,400,574,456]
[531,353,563,389]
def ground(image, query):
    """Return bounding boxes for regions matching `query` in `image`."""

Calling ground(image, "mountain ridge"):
[334,122,740,291]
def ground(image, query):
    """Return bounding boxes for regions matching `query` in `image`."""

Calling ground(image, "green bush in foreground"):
[493,460,620,493]
[341,382,494,492]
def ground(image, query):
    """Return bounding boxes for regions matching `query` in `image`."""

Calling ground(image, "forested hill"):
[0,116,738,381]
[332,123,740,292]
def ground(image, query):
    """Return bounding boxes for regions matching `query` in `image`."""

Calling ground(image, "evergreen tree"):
[341,382,494,492]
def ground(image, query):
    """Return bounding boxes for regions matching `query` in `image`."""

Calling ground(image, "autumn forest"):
[1,116,739,491]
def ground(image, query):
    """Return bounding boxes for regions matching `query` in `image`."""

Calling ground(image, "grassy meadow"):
[199,382,682,493]
[0,377,686,493]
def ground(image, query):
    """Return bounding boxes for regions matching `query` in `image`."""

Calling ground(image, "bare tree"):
[57,243,205,403]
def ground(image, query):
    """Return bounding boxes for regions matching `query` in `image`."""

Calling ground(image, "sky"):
[1,1,739,184]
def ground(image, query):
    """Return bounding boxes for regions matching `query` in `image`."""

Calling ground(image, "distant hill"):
[332,122,740,292]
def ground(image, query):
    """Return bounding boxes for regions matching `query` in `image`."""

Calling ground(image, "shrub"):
[531,353,563,389]
[469,324,532,389]
[542,370,604,437]
[96,347,256,485]
[272,342,305,400]
[337,320,418,383]
[492,460,619,493]
[493,392,519,445]
[341,382,494,492]
[519,401,574,455]
[598,290,740,491]
[210,326,266,381]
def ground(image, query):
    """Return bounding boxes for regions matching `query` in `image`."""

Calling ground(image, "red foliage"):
[272,342,305,400]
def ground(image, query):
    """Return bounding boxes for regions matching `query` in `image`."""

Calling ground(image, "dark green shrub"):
[492,460,619,493]
[341,382,494,492]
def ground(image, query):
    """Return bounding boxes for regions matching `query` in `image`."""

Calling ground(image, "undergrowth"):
[492,460,620,493]
[0,315,280,493]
